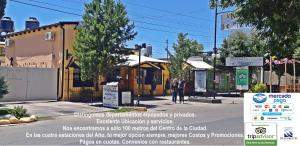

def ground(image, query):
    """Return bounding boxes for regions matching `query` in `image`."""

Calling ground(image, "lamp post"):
[213,0,218,99]
[135,44,142,106]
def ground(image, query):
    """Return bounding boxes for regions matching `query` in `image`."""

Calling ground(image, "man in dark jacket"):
[178,78,186,104]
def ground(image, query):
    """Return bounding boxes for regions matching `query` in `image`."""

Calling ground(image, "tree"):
[167,33,204,79]
[211,0,300,91]
[0,0,6,18]
[73,0,136,88]
[219,31,267,85]
[210,0,300,57]
[220,31,267,64]
[0,77,8,98]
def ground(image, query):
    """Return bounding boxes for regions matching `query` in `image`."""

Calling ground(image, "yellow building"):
[119,54,170,96]
[3,21,170,101]
[0,42,5,65]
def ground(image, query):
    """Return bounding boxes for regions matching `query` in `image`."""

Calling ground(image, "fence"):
[0,67,58,102]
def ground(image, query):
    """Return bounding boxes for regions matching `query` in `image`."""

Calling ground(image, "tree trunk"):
[95,77,99,91]
[277,75,281,93]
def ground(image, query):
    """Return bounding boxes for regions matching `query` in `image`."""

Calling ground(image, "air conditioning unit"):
[45,32,55,41]
[5,39,14,47]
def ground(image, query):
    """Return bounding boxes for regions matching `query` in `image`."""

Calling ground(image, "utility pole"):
[165,39,169,59]
[213,0,218,99]
[135,44,142,106]
[269,55,272,93]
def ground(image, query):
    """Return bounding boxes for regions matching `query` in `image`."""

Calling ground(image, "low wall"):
[0,67,58,102]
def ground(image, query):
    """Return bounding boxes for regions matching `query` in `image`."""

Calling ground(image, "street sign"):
[226,57,263,66]
[236,67,249,90]
[221,13,251,30]
[221,13,241,30]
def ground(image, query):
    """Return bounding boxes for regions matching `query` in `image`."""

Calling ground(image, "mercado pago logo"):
[253,93,267,103]
[253,93,291,104]
[250,93,294,122]
[245,123,277,146]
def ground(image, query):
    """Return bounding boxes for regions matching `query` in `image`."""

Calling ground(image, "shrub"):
[0,76,9,98]
[251,83,268,93]
[0,108,13,116]
[10,106,30,119]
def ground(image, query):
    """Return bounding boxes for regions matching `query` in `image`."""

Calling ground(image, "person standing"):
[171,78,178,104]
[178,78,186,104]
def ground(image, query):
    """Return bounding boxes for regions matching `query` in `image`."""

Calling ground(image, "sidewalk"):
[133,95,244,112]
[0,101,111,117]
[0,96,243,117]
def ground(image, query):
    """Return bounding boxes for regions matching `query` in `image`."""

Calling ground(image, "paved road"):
[0,96,244,146]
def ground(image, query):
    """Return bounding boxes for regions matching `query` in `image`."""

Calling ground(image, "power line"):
[136,25,224,38]
[127,9,215,29]
[10,0,227,40]
[122,0,213,22]
[23,0,225,37]
[10,0,82,16]
[78,0,215,29]
[133,19,213,35]
[28,0,83,11]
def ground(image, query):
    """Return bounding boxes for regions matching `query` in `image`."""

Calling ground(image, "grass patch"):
[110,108,136,113]
[0,106,30,119]
[0,108,13,116]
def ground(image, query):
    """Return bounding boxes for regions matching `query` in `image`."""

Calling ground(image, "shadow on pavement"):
[133,104,158,109]
[134,96,169,101]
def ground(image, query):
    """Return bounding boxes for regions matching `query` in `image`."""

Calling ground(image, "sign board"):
[103,82,119,108]
[221,13,241,30]
[244,93,300,146]
[221,13,251,30]
[195,70,206,92]
[245,123,277,146]
[226,57,263,66]
[121,91,131,105]
[236,67,249,90]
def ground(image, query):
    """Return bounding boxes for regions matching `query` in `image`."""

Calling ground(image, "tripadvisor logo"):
[245,123,277,146]
[247,127,276,140]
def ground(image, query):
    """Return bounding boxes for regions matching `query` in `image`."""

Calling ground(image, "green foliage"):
[219,31,267,64]
[10,106,30,119]
[0,0,6,18]
[73,0,136,82]
[251,83,268,93]
[0,108,13,116]
[167,33,204,79]
[110,108,135,113]
[0,76,8,98]
[219,31,268,86]
[210,0,300,58]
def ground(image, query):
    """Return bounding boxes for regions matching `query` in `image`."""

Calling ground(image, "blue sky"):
[5,0,233,58]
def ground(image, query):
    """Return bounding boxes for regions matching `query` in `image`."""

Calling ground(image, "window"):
[73,68,94,87]
[137,68,162,85]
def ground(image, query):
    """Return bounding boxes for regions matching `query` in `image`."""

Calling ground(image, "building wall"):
[3,23,79,101]
[2,23,170,101]
[5,26,60,68]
